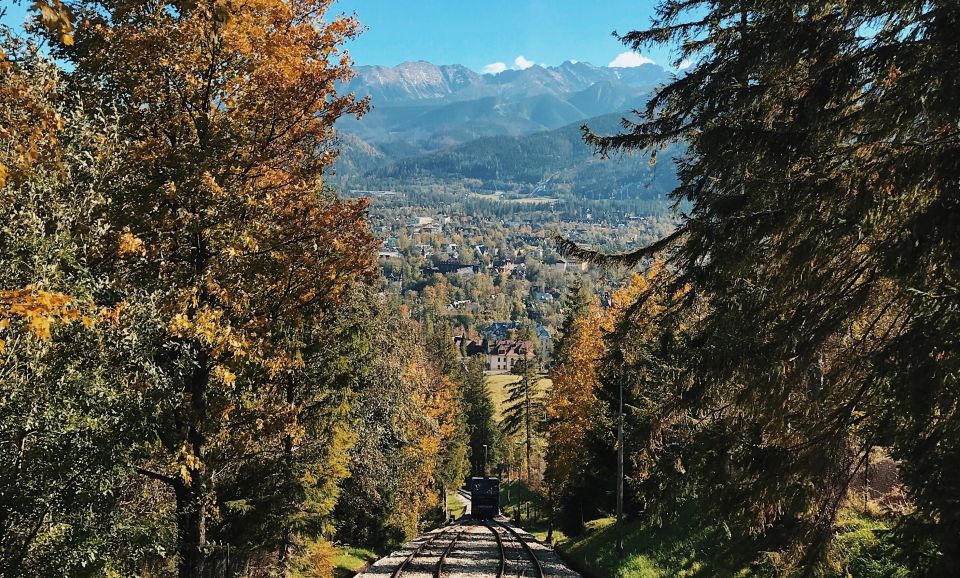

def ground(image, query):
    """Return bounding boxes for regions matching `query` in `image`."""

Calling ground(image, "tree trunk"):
[278,374,297,577]
[175,479,207,578]
[278,537,294,578]
[441,484,448,521]
[177,350,209,578]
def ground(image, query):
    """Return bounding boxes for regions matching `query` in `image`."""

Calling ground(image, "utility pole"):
[616,379,624,558]
[523,359,535,484]
[515,440,523,525]
[483,444,489,476]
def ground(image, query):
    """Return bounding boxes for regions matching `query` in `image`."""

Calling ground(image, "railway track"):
[485,520,543,578]
[484,520,507,578]
[389,519,544,578]
[390,523,465,578]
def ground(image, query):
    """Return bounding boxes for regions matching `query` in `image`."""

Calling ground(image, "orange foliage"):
[546,261,681,495]
[32,0,75,45]
[58,0,378,374]
[382,347,463,535]
[609,260,686,364]
[0,46,62,189]
[546,302,607,493]
[0,289,82,352]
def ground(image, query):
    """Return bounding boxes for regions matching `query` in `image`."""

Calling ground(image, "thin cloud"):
[677,58,694,70]
[513,55,535,70]
[608,51,655,68]
[482,62,508,74]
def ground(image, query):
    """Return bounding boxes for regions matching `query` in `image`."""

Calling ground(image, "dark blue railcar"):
[470,477,500,519]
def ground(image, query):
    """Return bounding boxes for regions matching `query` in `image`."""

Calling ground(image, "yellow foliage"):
[32,0,75,45]
[0,288,87,350]
[547,260,680,495]
[118,227,146,256]
[179,465,193,485]
[292,537,336,578]
[97,303,125,328]
[28,315,52,340]
[6,0,378,568]
[547,303,607,492]
[176,443,203,485]
[200,171,226,197]
[1,34,64,186]
[213,365,237,386]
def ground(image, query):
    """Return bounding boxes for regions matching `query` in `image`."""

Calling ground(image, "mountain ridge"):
[332,59,678,208]
[343,59,670,106]
[333,111,681,204]
[336,59,671,151]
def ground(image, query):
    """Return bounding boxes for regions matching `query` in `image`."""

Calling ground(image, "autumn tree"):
[22,0,379,575]
[0,40,143,576]
[0,15,79,329]
[424,321,470,518]
[594,265,689,519]
[462,355,499,477]
[561,0,960,573]
[545,283,605,533]
[334,296,463,549]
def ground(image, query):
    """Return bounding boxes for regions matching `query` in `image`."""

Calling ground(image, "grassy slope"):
[553,508,909,578]
[485,373,552,420]
[486,375,905,577]
[333,546,379,578]
[557,514,753,578]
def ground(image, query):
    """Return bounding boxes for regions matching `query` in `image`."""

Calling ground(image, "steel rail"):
[391,525,456,578]
[493,521,544,578]
[483,520,507,578]
[433,527,465,578]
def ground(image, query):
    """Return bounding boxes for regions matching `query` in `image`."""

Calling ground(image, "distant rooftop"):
[483,320,550,341]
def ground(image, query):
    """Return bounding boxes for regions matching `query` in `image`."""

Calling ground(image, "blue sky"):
[335,0,681,71]
[0,4,28,29]
[2,1,685,71]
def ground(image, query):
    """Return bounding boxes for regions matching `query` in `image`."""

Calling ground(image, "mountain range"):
[331,60,679,206]
[337,60,671,150]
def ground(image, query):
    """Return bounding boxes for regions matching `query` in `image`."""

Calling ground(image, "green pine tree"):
[462,355,499,477]
[557,0,960,573]
[502,357,544,484]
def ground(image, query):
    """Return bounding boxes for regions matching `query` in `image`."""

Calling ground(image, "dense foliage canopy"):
[554,0,959,575]
[0,2,473,577]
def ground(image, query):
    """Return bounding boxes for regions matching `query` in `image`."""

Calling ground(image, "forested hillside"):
[335,114,682,203]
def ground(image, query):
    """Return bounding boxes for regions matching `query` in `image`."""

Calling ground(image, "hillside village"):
[365,189,676,349]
